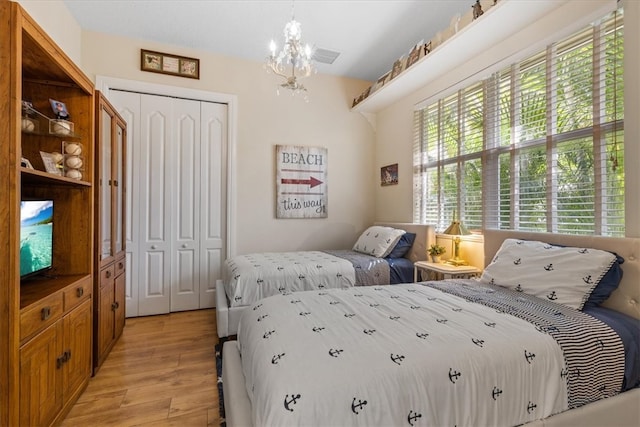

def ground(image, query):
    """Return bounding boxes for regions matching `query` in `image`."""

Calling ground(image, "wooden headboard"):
[483,230,640,320]
[375,222,435,263]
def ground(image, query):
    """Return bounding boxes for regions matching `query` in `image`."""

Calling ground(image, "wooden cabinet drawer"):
[115,257,126,277]
[20,292,63,343]
[63,276,92,312]
[100,265,116,287]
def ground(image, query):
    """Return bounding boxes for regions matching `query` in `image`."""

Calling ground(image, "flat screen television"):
[20,200,54,279]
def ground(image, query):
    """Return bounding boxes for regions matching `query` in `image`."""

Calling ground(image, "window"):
[413,10,624,237]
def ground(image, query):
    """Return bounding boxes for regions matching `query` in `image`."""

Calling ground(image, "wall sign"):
[276,145,327,218]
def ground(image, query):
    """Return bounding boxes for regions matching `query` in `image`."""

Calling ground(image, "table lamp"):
[442,217,471,266]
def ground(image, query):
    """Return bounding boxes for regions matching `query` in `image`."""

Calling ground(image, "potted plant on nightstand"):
[428,244,446,263]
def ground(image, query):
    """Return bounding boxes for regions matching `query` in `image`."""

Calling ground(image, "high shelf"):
[93,91,127,372]
[0,2,95,426]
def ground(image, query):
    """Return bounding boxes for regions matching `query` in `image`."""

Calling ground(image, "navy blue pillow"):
[385,232,416,259]
[583,253,624,308]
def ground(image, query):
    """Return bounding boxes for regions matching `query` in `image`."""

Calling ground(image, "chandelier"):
[265,6,315,97]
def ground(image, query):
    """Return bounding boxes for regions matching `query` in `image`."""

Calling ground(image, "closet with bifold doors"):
[107,89,227,317]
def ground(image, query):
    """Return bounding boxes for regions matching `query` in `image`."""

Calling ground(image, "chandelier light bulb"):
[269,40,277,56]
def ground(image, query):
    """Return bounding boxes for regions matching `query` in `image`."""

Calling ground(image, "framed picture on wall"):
[381,163,398,186]
[141,49,200,79]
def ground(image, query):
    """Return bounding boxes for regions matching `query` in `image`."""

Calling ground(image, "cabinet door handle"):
[114,301,120,309]
[113,180,118,187]
[111,302,118,311]
[56,355,65,369]
[151,245,157,250]
[41,307,51,321]
[105,270,112,279]
[65,350,72,362]
[76,287,84,298]
[118,262,124,269]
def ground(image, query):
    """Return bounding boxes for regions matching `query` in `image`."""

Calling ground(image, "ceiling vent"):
[313,48,340,65]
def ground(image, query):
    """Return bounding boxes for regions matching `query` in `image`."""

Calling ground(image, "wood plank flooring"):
[61,309,222,427]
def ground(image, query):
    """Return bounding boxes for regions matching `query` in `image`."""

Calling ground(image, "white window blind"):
[413,9,624,237]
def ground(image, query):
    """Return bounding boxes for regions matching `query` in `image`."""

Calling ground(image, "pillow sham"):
[352,226,406,258]
[386,232,416,259]
[480,238,617,310]
[583,253,624,307]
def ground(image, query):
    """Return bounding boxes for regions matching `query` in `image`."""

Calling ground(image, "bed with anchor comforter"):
[237,279,625,427]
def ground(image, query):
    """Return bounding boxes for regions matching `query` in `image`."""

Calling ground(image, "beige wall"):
[374,0,640,267]
[16,0,82,63]
[80,31,375,254]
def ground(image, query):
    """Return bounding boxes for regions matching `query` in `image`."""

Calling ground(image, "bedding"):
[216,223,435,339]
[237,280,625,427]
[222,249,412,309]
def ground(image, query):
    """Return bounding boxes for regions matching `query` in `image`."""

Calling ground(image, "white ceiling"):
[63,0,472,82]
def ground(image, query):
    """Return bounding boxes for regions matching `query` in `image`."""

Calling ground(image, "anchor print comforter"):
[237,280,624,427]
[223,250,391,308]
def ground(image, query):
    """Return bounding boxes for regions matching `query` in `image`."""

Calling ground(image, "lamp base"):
[446,258,468,266]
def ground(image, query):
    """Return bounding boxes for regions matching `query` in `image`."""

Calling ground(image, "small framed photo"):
[40,151,62,175]
[141,49,200,79]
[381,163,398,186]
[49,98,70,120]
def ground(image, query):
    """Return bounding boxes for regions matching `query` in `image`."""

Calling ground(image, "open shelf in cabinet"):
[21,167,91,187]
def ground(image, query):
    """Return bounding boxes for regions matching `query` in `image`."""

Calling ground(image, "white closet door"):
[199,102,227,308]
[137,94,173,315]
[108,90,140,317]
[170,98,201,311]
[106,87,227,316]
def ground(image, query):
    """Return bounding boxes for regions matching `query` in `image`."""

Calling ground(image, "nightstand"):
[414,261,481,282]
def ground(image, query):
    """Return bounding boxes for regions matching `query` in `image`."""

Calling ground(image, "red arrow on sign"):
[281,176,323,188]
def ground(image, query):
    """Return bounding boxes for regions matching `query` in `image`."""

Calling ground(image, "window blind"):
[413,9,624,237]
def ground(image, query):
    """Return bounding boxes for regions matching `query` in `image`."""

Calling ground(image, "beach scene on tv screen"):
[20,201,53,277]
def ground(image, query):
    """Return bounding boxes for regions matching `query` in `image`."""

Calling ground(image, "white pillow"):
[480,238,616,310]
[352,226,406,258]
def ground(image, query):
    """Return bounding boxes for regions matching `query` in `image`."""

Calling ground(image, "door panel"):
[171,98,201,311]
[107,90,139,317]
[200,102,227,308]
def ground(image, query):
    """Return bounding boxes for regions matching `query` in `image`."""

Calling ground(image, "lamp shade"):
[442,220,470,236]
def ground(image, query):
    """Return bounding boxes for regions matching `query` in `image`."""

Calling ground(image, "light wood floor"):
[61,309,222,427]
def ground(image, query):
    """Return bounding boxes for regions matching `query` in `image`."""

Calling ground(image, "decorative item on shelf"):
[265,2,315,99]
[428,244,446,263]
[424,41,433,55]
[442,213,471,266]
[472,0,484,20]
[389,57,405,80]
[21,101,39,133]
[405,41,424,70]
[40,151,63,176]
[49,98,74,136]
[352,86,371,108]
[451,13,462,33]
[20,157,34,169]
[62,141,84,180]
[49,119,74,136]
